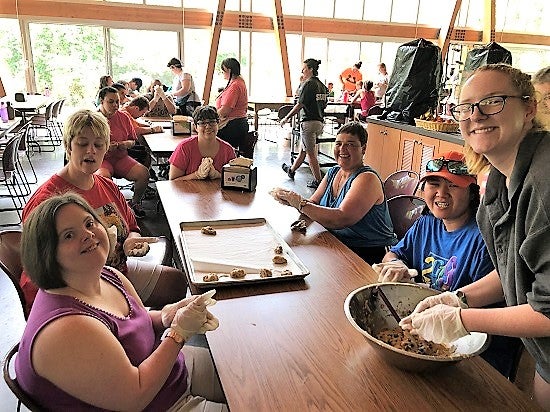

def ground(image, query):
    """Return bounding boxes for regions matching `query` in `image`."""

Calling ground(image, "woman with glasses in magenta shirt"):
[169,105,236,181]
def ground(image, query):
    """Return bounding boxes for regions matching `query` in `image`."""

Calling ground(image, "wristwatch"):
[161,328,185,345]
[455,290,469,308]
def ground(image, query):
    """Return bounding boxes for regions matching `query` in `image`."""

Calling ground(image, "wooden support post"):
[202,0,226,104]
[272,0,292,97]
[482,0,496,43]
[438,0,462,63]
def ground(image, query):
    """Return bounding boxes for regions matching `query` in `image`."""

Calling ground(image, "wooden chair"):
[387,195,426,240]
[383,170,420,200]
[3,343,43,411]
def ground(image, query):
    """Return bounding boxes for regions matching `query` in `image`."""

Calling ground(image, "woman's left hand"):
[271,187,303,209]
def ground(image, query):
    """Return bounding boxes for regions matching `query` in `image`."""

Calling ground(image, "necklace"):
[334,171,346,194]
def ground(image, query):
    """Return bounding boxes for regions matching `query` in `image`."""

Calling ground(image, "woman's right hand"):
[170,297,210,342]
[195,157,213,179]
[373,260,417,283]
[410,291,467,316]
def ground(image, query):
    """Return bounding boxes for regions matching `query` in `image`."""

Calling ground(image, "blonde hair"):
[462,64,538,175]
[63,110,110,161]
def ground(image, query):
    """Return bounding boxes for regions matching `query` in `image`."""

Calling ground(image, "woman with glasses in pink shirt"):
[168,105,236,181]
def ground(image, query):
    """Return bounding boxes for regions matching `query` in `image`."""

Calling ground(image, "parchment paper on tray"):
[179,218,309,287]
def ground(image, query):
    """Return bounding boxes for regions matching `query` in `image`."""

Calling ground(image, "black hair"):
[99,86,118,101]
[419,181,481,213]
[365,80,374,91]
[337,121,367,145]
[303,58,321,77]
[111,83,127,92]
[192,105,220,124]
[167,57,182,68]
[221,57,241,90]
[128,96,149,110]
[131,77,143,90]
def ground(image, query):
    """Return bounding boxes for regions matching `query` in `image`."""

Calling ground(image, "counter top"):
[367,116,465,145]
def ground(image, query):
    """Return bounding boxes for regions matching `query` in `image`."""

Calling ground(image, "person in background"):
[215,57,249,150]
[374,150,521,378]
[533,66,550,130]
[167,57,201,116]
[95,75,113,106]
[112,82,130,106]
[374,62,389,103]
[16,192,224,411]
[351,80,376,122]
[128,77,143,96]
[327,82,335,99]
[340,61,363,94]
[145,79,176,118]
[169,105,236,181]
[281,58,328,189]
[97,86,149,218]
[20,109,187,312]
[274,122,396,264]
[400,64,550,410]
[122,96,164,136]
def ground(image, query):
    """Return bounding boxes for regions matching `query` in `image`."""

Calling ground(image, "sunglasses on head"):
[426,158,470,175]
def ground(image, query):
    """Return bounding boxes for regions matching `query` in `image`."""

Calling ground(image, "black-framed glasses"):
[196,119,219,126]
[450,95,530,121]
[426,158,470,176]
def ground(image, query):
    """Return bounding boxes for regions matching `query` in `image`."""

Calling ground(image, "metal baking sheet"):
[179,218,309,288]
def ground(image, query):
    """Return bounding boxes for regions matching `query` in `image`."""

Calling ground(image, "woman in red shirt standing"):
[215,57,249,150]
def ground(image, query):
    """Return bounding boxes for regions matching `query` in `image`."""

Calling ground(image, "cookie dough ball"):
[291,219,307,233]
[203,273,219,282]
[281,269,293,276]
[201,226,217,235]
[272,255,287,265]
[230,268,246,279]
[274,245,283,254]
[259,268,273,278]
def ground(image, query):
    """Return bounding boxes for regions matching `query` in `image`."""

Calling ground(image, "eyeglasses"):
[426,158,470,175]
[334,141,362,149]
[537,92,550,113]
[196,119,219,126]
[450,95,530,121]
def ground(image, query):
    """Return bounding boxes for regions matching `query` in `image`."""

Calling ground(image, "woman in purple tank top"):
[15,193,226,411]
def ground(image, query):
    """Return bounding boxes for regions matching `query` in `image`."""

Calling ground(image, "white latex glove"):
[399,304,469,345]
[208,166,221,179]
[271,187,303,210]
[411,291,467,316]
[123,236,158,257]
[196,157,213,179]
[170,299,207,342]
[372,261,418,283]
[199,310,220,333]
[161,289,217,327]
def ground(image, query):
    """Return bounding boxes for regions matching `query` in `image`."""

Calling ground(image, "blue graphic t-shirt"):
[389,213,494,291]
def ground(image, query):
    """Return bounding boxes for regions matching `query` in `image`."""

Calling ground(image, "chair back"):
[238,130,258,159]
[277,105,293,120]
[387,195,426,240]
[367,105,383,116]
[3,343,43,411]
[383,170,420,200]
[51,100,62,119]
[0,230,27,319]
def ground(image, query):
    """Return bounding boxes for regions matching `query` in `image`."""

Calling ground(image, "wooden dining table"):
[156,179,539,411]
[141,119,188,161]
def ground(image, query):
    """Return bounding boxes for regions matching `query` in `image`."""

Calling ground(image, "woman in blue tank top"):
[273,121,396,264]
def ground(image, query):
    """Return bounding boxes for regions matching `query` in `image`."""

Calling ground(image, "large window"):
[28,22,105,108]
[0,18,25,96]
[110,28,178,95]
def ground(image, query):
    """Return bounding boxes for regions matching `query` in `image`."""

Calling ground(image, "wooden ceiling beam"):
[202,0,226,104]
[272,0,292,97]
[482,0,496,43]
[439,0,462,62]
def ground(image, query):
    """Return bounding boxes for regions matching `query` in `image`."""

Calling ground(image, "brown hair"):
[21,193,107,290]
[462,64,538,174]
[63,110,110,160]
